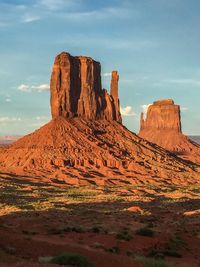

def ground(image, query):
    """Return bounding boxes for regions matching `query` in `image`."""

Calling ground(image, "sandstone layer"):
[50,52,121,122]
[0,116,198,186]
[139,99,200,164]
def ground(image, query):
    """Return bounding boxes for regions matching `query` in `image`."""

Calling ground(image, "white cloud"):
[0,117,21,122]
[18,84,30,92]
[22,14,40,23]
[181,107,188,112]
[120,106,137,116]
[0,0,137,29]
[5,98,11,102]
[31,84,50,92]
[30,115,50,127]
[103,72,111,77]
[56,34,157,51]
[63,6,134,22]
[17,84,50,93]
[39,0,75,11]
[141,104,151,118]
[36,116,49,121]
[165,78,200,86]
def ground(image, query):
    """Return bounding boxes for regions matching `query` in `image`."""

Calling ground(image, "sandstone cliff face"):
[140,99,182,133]
[50,52,121,122]
[110,71,122,123]
[139,99,200,164]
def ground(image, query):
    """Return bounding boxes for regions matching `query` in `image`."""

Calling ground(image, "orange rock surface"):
[139,99,200,164]
[110,70,122,123]
[50,52,121,122]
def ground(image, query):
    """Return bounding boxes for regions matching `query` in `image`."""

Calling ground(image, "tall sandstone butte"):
[139,99,200,163]
[50,52,122,122]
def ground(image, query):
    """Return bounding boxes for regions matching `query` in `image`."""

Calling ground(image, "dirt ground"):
[0,171,200,267]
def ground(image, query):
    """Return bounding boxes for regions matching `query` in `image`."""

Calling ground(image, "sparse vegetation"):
[48,225,86,235]
[0,177,199,267]
[39,252,93,267]
[91,226,101,233]
[105,246,120,254]
[149,235,184,259]
[116,229,133,241]
[136,227,154,237]
[149,248,181,259]
[135,255,175,267]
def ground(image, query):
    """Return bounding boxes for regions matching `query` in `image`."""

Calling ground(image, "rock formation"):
[50,52,121,122]
[0,55,199,186]
[139,99,200,164]
[110,71,122,123]
[0,116,198,186]
[140,99,182,133]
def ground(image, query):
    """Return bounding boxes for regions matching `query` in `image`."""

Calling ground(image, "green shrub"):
[136,227,154,237]
[51,252,93,267]
[70,226,86,233]
[39,252,93,267]
[105,246,120,254]
[116,230,133,241]
[91,226,100,233]
[48,225,85,235]
[135,255,175,267]
[149,248,181,259]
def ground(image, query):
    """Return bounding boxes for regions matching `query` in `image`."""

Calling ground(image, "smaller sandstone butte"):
[139,99,200,164]
[50,52,121,122]
[140,99,182,133]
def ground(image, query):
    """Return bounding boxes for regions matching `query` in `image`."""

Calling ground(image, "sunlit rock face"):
[50,52,121,122]
[140,99,182,133]
[139,99,200,164]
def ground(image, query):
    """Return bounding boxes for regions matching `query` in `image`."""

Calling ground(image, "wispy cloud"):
[30,115,50,127]
[31,84,50,92]
[5,98,11,102]
[22,14,40,23]
[17,84,30,92]
[63,6,133,21]
[0,117,21,123]
[38,0,75,11]
[120,106,137,116]
[56,35,157,51]
[17,84,50,93]
[181,107,188,112]
[164,78,200,86]
[103,72,111,77]
[0,0,137,30]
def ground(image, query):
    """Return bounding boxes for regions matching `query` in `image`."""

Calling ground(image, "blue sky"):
[0,0,200,135]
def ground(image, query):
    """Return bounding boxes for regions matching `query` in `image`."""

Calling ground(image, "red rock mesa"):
[50,52,121,122]
[139,99,200,164]
[0,55,199,185]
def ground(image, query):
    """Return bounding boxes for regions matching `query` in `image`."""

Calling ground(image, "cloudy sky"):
[0,0,200,135]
